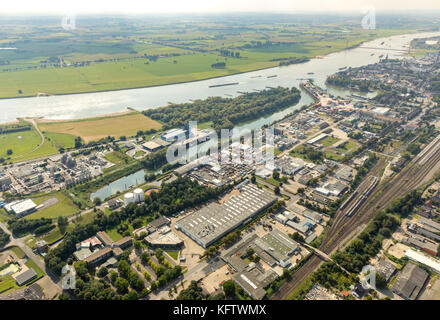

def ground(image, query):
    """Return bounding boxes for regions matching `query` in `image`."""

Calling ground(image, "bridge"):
[302,243,351,275]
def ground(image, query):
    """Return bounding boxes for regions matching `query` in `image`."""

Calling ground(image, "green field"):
[44,132,77,149]
[28,211,96,248]
[105,151,131,165]
[38,112,162,143]
[10,246,26,259]
[0,14,425,98]
[166,251,179,260]
[320,136,340,147]
[0,129,42,160]
[25,192,80,220]
[336,140,359,153]
[0,124,78,164]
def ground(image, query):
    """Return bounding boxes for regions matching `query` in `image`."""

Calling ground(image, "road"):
[272,135,440,299]
[148,258,211,300]
[0,221,62,296]
[10,118,45,161]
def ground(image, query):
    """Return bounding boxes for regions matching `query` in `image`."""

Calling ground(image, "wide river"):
[1,30,440,131]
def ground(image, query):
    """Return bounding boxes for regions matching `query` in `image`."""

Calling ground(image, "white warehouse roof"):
[405,249,440,274]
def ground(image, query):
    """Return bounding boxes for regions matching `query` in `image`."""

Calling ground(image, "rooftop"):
[176,184,276,248]
[392,262,429,300]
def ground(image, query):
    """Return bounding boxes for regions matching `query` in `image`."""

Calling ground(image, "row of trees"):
[143,87,301,131]
[7,217,54,237]
[46,177,230,275]
[0,228,10,248]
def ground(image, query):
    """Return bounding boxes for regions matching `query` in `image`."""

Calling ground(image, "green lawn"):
[28,211,96,248]
[26,192,80,220]
[0,208,14,223]
[320,136,340,147]
[264,177,281,187]
[325,152,344,161]
[0,126,77,164]
[44,132,77,149]
[24,259,44,279]
[10,246,26,259]
[336,140,359,152]
[166,251,179,260]
[0,275,18,294]
[0,129,42,160]
[105,228,123,241]
[105,151,131,165]
[134,150,146,157]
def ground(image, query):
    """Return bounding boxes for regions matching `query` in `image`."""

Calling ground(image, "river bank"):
[1,30,440,125]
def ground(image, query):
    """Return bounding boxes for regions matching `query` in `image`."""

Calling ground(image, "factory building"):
[175,184,277,248]
[4,199,37,217]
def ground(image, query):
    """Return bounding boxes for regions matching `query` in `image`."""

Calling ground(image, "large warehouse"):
[175,184,277,248]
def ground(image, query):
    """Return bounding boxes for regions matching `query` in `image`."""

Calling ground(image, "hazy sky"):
[2,0,440,14]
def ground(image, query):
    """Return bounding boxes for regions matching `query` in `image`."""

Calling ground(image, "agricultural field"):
[37,112,162,143]
[0,15,429,98]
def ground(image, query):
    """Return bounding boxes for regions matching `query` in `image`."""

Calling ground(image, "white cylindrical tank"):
[124,192,135,206]
[134,188,144,203]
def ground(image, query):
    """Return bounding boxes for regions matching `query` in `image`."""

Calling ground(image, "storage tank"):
[134,188,144,203]
[124,192,135,206]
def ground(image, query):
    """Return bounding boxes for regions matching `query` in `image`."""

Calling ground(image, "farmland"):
[0,14,431,98]
[37,111,162,143]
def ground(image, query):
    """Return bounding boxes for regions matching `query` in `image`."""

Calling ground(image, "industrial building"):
[221,233,279,300]
[175,184,277,248]
[144,226,184,250]
[142,138,170,152]
[392,263,429,300]
[375,259,397,282]
[307,133,328,145]
[161,128,187,142]
[13,268,37,286]
[4,199,37,217]
[405,249,440,274]
[254,228,299,268]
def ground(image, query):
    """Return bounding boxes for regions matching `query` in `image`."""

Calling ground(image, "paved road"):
[0,221,62,295]
[148,258,214,300]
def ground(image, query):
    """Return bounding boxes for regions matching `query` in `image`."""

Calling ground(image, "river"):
[1,30,440,127]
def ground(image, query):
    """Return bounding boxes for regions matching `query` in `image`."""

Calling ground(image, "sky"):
[2,0,440,15]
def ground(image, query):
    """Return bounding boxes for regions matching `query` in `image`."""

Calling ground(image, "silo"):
[134,188,144,203]
[124,192,135,206]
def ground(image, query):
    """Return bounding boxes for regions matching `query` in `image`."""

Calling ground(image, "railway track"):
[272,134,440,300]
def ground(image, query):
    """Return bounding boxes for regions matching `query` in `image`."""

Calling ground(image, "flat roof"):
[6,199,37,215]
[307,133,328,144]
[405,249,440,273]
[176,184,276,248]
[74,248,93,261]
[84,247,112,263]
[392,262,429,300]
[14,268,37,286]
[96,231,113,246]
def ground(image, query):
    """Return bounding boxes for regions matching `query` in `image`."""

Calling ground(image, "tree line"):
[143,87,301,131]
